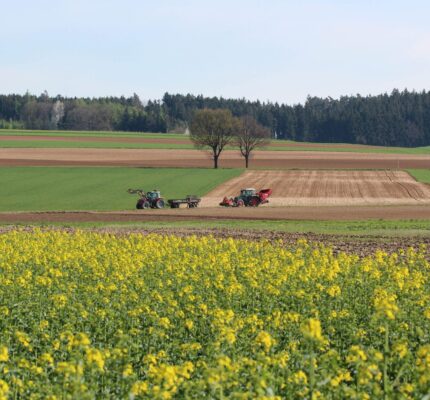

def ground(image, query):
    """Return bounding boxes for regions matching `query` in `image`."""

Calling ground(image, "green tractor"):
[220,188,272,207]
[128,189,165,209]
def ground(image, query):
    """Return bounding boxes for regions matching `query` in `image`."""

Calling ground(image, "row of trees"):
[1,89,430,146]
[0,92,167,132]
[190,109,270,168]
[163,90,430,147]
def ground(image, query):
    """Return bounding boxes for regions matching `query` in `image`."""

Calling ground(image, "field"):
[1,166,430,221]
[1,129,430,154]
[203,170,430,206]
[0,132,429,224]
[0,167,241,211]
[2,148,430,169]
[1,230,430,398]
[1,130,430,398]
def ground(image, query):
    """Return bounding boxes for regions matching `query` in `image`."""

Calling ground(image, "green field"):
[0,140,193,149]
[0,129,186,139]
[408,169,430,183]
[0,167,242,211]
[2,139,430,154]
[1,129,430,154]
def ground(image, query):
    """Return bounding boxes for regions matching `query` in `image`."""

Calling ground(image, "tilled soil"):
[202,170,430,206]
[1,148,429,169]
[1,225,428,258]
[1,205,430,222]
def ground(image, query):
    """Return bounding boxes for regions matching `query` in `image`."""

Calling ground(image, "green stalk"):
[309,351,315,399]
[383,322,389,399]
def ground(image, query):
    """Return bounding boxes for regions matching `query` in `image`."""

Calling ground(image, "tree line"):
[0,92,167,133]
[1,89,430,146]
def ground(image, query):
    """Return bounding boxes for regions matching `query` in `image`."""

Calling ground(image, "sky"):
[1,0,429,104]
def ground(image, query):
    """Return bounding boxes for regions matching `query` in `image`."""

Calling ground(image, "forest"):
[1,89,430,147]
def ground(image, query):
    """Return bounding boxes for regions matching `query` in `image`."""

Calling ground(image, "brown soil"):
[1,205,430,223]
[202,170,430,206]
[0,225,428,258]
[268,142,393,150]
[1,148,429,169]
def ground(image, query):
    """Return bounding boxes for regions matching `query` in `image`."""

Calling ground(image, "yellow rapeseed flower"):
[85,348,105,371]
[301,318,325,343]
[255,331,276,353]
[0,347,8,362]
[0,380,9,400]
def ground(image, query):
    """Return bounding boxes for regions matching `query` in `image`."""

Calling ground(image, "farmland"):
[0,167,241,212]
[2,148,430,169]
[203,170,430,206]
[1,165,430,221]
[1,130,430,398]
[1,230,430,398]
[1,129,430,154]
[0,131,430,223]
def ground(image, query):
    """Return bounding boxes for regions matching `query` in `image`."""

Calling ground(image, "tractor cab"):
[147,190,160,200]
[240,188,257,198]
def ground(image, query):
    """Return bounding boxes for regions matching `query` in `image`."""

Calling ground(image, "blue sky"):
[1,0,429,103]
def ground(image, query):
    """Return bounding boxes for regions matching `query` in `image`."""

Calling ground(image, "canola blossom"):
[0,230,429,399]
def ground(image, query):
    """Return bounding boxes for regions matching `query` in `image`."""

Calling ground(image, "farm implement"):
[128,189,201,209]
[168,195,201,208]
[220,188,272,207]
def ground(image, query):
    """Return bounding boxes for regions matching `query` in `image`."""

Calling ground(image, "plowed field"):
[2,204,430,222]
[1,148,430,169]
[202,170,430,206]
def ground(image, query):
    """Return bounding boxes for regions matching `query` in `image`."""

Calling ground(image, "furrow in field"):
[203,170,430,207]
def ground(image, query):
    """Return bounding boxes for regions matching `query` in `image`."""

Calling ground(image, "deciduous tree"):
[190,109,237,169]
[236,116,271,168]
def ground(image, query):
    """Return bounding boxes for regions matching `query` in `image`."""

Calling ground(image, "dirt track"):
[1,204,430,223]
[1,148,430,169]
[202,170,430,206]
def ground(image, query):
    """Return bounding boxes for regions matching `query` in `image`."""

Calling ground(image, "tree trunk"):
[213,154,219,169]
[245,154,249,168]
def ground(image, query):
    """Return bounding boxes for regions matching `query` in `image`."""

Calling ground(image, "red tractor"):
[128,189,165,209]
[220,188,272,207]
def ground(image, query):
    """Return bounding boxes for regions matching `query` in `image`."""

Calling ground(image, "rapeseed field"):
[0,230,429,399]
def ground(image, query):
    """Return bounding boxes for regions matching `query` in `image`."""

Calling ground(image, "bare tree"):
[236,116,271,168]
[50,100,65,129]
[190,109,237,169]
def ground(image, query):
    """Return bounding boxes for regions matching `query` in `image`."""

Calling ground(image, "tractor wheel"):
[236,199,245,207]
[136,199,150,209]
[249,197,260,207]
[136,199,144,209]
[155,199,165,209]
